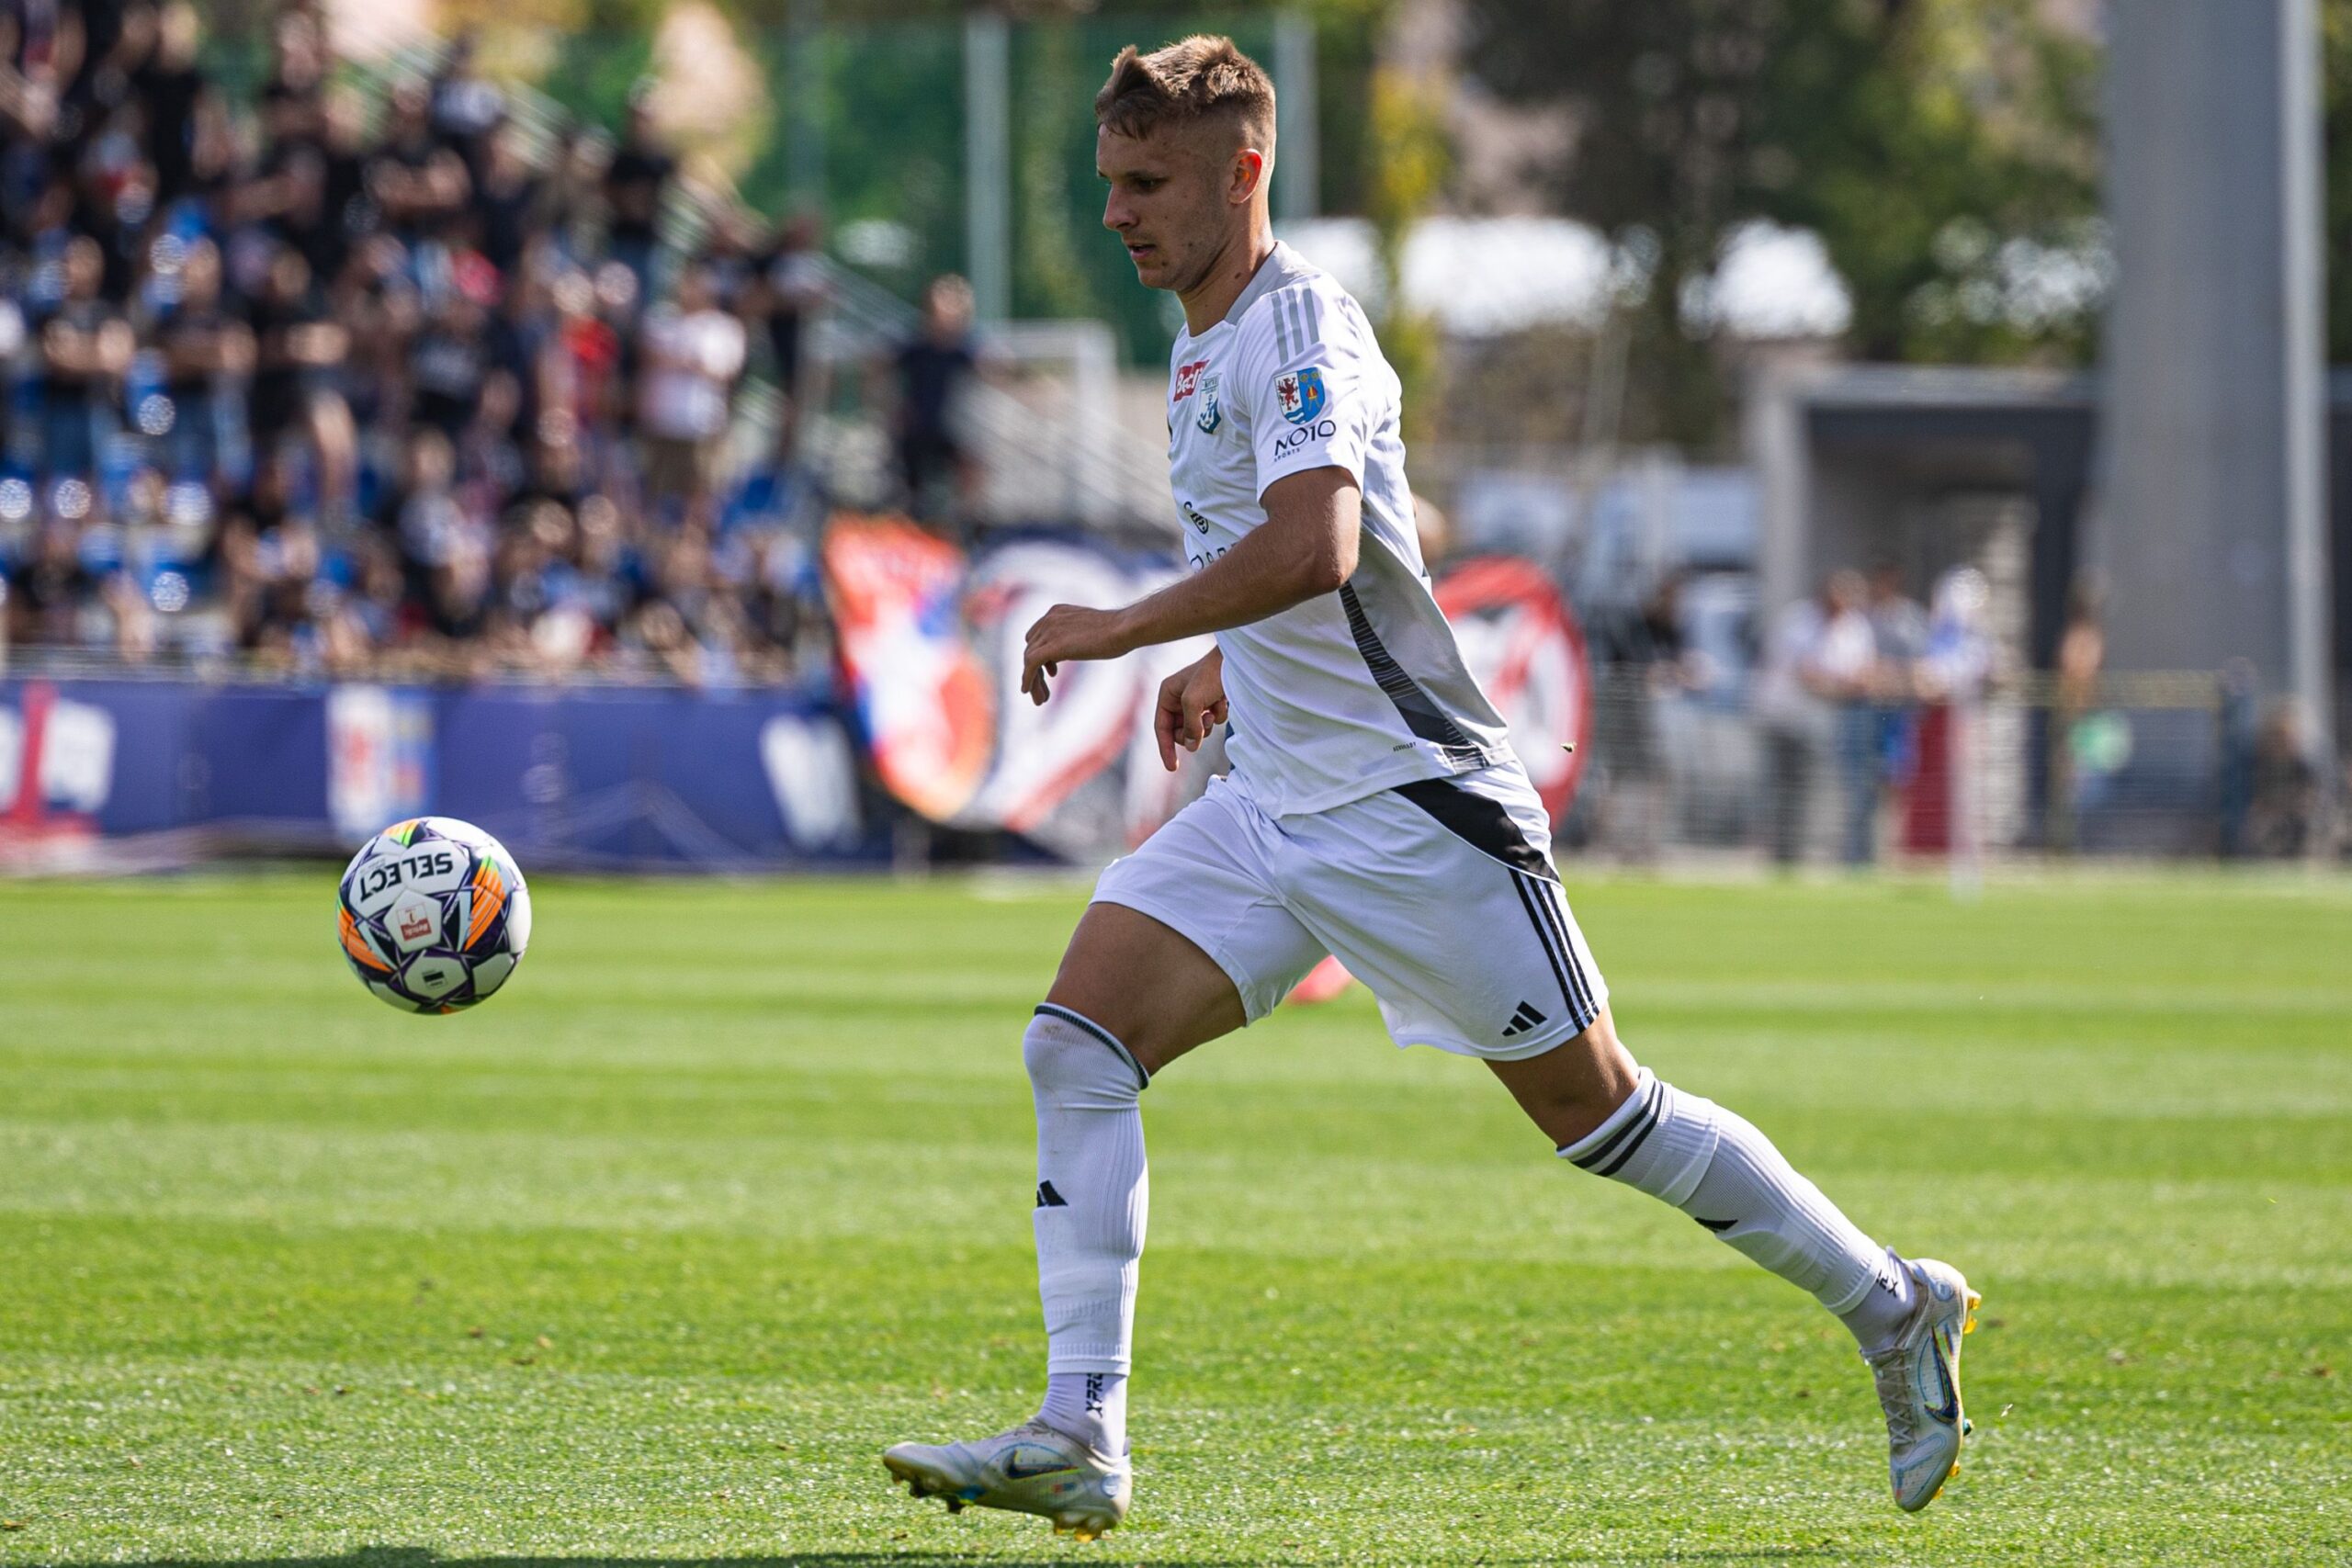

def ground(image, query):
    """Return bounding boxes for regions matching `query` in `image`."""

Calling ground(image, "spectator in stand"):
[2047,573,2106,853]
[602,91,673,302]
[427,29,505,186]
[2246,699,2320,859]
[756,212,826,461]
[1755,570,1873,866]
[0,1,830,685]
[366,75,470,246]
[154,234,253,491]
[409,282,491,437]
[137,2,210,208]
[40,234,134,493]
[470,123,545,279]
[6,525,98,646]
[241,242,352,512]
[1857,560,1928,865]
[635,259,744,525]
[1593,570,1693,863]
[891,272,981,523]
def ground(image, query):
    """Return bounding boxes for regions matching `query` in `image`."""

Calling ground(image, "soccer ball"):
[336,817,532,1013]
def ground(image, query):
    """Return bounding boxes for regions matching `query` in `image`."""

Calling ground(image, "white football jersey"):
[1164,242,1510,816]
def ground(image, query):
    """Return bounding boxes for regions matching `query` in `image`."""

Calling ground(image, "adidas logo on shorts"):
[1500,1000,1548,1039]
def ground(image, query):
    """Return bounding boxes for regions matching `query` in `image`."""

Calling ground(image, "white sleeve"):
[1241,286,1381,499]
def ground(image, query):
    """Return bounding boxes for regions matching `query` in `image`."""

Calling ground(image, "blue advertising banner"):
[0,679,879,870]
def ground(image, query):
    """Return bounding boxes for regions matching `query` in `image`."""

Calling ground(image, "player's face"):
[1098,123,1243,296]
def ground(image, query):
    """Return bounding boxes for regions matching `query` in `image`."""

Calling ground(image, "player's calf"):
[1509,1039,1977,1507]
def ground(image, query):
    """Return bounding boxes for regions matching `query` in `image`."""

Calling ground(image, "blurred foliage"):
[1365,59,1449,450]
[1465,0,2102,447]
[534,6,656,137]
[2326,0,2352,364]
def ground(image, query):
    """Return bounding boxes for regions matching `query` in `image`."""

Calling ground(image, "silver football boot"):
[1866,1257,1982,1511]
[883,1419,1131,1540]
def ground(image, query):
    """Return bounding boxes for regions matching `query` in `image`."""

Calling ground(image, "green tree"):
[1465,0,2099,446]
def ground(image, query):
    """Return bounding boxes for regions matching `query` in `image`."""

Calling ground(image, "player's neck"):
[1176,220,1277,337]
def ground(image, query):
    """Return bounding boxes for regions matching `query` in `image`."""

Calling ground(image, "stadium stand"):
[0,0,837,685]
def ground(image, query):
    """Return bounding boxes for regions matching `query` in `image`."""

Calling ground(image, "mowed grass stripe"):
[0,871,2346,1563]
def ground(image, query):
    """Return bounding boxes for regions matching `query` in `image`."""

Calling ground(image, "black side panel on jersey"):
[1336,536,1505,767]
[1336,581,1477,754]
[1390,777,1559,883]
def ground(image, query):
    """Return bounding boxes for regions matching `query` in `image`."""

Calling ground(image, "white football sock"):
[1026,1005,1148,1389]
[1561,1067,1912,1348]
[1037,1370,1128,1457]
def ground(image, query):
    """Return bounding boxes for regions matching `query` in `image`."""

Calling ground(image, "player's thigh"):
[1052,781,1327,1076]
[1044,902,1246,1077]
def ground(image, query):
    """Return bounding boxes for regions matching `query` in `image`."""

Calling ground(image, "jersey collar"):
[1222,240,1314,328]
[1185,242,1317,352]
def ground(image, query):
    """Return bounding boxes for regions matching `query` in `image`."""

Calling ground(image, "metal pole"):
[2278,0,2335,795]
[787,0,825,212]
[963,8,1011,321]
[1272,9,1318,224]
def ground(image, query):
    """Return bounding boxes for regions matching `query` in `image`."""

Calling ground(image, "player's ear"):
[1227,146,1267,208]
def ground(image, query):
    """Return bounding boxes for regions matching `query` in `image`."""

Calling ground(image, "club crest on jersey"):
[1274,367,1328,425]
[1172,358,1209,401]
[1194,372,1222,433]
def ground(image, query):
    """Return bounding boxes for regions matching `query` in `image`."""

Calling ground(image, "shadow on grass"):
[35,1548,1867,1568]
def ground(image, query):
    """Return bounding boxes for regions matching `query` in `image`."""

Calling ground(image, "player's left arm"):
[1020,467,1360,704]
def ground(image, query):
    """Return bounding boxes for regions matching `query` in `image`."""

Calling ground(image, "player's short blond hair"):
[1094,34,1275,156]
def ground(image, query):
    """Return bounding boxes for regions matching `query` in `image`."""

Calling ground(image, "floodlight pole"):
[2278,0,2335,797]
[1272,9,1318,224]
[2099,0,2334,817]
[786,0,825,212]
[964,7,1012,323]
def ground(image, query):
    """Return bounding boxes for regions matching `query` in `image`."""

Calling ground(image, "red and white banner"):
[826,521,1589,854]
[822,514,996,823]
[823,518,1213,856]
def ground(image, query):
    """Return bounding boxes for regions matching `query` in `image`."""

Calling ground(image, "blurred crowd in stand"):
[1752,563,1996,866]
[0,2,2332,860]
[0,0,885,685]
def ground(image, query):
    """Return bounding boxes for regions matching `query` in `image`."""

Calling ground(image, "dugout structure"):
[1749,362,2352,852]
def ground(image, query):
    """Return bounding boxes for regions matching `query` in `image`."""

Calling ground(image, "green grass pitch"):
[2,869,2347,1565]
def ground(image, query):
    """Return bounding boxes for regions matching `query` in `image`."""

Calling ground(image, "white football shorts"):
[1091,761,1608,1060]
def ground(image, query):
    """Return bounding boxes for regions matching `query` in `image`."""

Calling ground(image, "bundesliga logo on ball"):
[335,817,533,1013]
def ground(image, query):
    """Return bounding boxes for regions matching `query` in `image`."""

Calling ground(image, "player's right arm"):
[1153,647,1226,770]
[1020,467,1361,703]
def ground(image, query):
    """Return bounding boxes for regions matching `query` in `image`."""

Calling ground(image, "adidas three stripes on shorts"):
[1091,761,1608,1061]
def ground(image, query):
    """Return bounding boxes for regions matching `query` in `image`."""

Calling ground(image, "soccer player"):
[884,36,1978,1540]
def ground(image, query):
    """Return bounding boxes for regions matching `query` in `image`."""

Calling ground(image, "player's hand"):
[1021,604,1136,705]
[1153,651,1227,771]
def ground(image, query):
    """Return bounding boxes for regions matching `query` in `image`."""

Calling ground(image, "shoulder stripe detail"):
[1034,1003,1150,1091]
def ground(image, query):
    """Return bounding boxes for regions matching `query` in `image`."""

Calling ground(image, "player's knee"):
[1024,1007,1147,1107]
[1490,1012,1643,1146]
